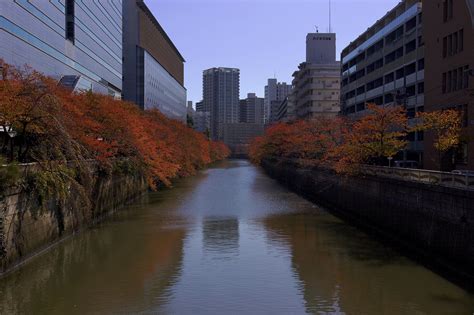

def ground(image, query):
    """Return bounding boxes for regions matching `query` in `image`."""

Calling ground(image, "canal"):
[0,160,473,314]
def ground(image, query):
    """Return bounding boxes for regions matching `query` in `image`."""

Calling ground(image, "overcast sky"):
[145,0,401,105]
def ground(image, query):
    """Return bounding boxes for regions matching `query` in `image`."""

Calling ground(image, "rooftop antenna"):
[315,25,319,33]
[329,0,332,33]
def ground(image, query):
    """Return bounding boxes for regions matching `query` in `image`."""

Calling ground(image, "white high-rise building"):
[264,79,291,124]
[291,32,341,120]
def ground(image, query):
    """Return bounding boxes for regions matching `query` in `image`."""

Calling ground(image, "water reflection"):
[263,212,474,314]
[0,195,189,315]
[203,217,239,258]
[0,160,473,314]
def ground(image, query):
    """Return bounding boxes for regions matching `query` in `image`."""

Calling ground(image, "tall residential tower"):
[202,67,240,140]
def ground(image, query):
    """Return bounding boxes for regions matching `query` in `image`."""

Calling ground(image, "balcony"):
[366,86,383,99]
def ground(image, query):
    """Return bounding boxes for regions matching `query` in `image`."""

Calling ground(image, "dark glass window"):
[396,68,404,80]
[384,93,394,103]
[405,39,416,54]
[418,58,425,71]
[418,82,424,94]
[405,62,416,76]
[385,72,394,83]
[65,0,75,43]
[405,17,417,32]
[406,85,416,97]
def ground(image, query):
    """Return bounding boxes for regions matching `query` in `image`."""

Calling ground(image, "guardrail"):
[270,158,474,191]
[362,166,474,190]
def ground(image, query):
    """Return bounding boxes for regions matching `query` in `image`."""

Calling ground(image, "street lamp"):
[388,156,393,168]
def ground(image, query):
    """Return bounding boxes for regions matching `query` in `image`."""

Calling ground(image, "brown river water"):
[0,160,473,314]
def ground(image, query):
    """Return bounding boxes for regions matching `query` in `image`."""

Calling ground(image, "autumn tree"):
[414,108,462,170]
[342,103,408,166]
[0,60,230,192]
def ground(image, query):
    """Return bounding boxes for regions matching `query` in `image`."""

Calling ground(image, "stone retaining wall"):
[262,159,474,286]
[0,171,147,274]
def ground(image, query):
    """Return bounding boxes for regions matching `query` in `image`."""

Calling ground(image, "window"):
[453,69,458,91]
[405,39,416,54]
[443,37,447,58]
[455,143,468,164]
[385,72,394,83]
[406,85,416,97]
[418,82,424,94]
[417,131,424,141]
[453,32,458,54]
[405,62,416,76]
[458,67,463,90]
[418,58,425,71]
[384,93,394,103]
[405,17,417,32]
[463,65,470,89]
[374,96,383,105]
[447,71,452,92]
[444,0,454,22]
[418,35,424,47]
[442,73,447,93]
[459,29,464,52]
[374,78,383,89]
[65,0,75,43]
[396,68,404,80]
[448,0,454,19]
[448,34,453,56]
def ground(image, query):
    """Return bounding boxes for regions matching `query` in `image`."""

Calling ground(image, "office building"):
[264,79,291,123]
[202,67,240,140]
[123,0,186,121]
[194,111,211,134]
[424,0,474,170]
[240,93,265,124]
[196,101,204,112]
[340,0,424,163]
[0,0,122,97]
[222,123,265,155]
[292,33,341,120]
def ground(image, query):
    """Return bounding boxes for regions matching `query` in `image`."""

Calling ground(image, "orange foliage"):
[0,60,230,188]
[250,103,460,173]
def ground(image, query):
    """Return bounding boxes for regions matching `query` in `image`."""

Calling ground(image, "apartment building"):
[264,79,291,123]
[292,33,341,120]
[123,0,186,121]
[239,93,265,124]
[202,67,240,141]
[424,0,474,170]
[0,0,122,97]
[340,0,424,163]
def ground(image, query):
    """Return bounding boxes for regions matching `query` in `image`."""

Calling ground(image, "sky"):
[146,0,401,106]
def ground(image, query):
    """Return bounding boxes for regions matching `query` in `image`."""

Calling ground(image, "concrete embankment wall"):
[0,171,147,274]
[262,159,474,285]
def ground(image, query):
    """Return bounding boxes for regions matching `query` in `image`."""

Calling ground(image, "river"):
[0,160,473,314]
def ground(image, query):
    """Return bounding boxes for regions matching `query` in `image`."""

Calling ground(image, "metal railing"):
[362,165,474,190]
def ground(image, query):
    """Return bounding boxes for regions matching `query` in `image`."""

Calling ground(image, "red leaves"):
[0,60,230,189]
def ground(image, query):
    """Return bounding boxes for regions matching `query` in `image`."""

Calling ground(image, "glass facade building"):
[123,0,186,122]
[0,0,122,97]
[144,50,187,119]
